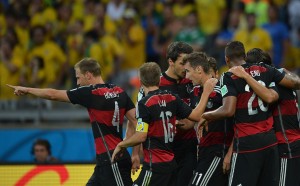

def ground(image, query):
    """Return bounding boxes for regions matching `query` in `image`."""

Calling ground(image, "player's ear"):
[215,70,219,79]
[85,72,92,80]
[168,58,174,67]
[225,56,230,65]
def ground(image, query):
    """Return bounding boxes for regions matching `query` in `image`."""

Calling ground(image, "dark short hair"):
[246,48,272,65]
[183,52,210,74]
[139,62,161,87]
[32,139,51,155]
[74,58,101,76]
[225,41,246,61]
[246,48,264,64]
[208,56,218,73]
[166,41,193,62]
[261,51,272,65]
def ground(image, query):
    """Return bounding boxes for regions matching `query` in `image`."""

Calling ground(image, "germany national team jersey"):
[67,84,135,165]
[190,84,234,159]
[220,63,284,153]
[159,72,197,141]
[137,89,193,173]
[273,69,300,158]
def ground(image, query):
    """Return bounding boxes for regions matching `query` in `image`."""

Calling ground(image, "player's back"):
[67,83,135,164]
[138,89,192,172]
[221,63,284,153]
[273,70,300,158]
[191,85,234,159]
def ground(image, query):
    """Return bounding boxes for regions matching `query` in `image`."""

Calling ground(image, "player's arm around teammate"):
[229,66,278,103]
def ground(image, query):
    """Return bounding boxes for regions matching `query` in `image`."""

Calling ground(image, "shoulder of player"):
[219,72,235,86]
[142,90,177,105]
[213,85,222,94]
[68,84,93,92]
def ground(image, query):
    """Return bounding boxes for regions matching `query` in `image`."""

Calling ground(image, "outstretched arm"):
[229,66,278,104]
[7,84,70,102]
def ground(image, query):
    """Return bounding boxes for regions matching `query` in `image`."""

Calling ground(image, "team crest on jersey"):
[186,84,193,93]
[206,100,213,109]
[221,85,228,97]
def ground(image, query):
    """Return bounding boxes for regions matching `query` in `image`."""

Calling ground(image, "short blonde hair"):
[74,58,101,76]
[139,62,161,87]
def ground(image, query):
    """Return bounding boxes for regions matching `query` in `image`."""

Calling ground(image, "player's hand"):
[197,124,204,139]
[203,78,218,94]
[197,119,208,138]
[6,84,28,96]
[131,154,140,175]
[223,151,232,174]
[111,145,124,163]
[202,111,213,123]
[229,66,247,79]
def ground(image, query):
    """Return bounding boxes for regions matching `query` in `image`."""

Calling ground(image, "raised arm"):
[229,66,278,104]
[187,78,218,122]
[7,84,70,102]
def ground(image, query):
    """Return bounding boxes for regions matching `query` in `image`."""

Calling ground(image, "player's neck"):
[143,86,159,96]
[90,76,105,85]
[165,68,181,81]
[230,60,246,68]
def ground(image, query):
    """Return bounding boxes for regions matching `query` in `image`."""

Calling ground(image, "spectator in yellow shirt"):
[83,30,105,80]
[15,14,30,53]
[195,0,226,35]
[26,56,46,88]
[0,38,23,100]
[29,0,57,26]
[27,25,67,88]
[234,13,272,53]
[120,9,145,72]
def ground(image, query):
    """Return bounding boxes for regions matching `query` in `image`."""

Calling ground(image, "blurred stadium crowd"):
[0,0,299,113]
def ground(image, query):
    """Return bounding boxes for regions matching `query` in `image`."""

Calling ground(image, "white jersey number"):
[112,101,120,132]
[160,111,174,143]
[246,80,268,115]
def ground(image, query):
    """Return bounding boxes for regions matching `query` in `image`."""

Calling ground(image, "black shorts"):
[229,145,279,186]
[189,156,227,186]
[279,156,300,186]
[134,167,174,186]
[86,159,132,186]
[174,140,197,186]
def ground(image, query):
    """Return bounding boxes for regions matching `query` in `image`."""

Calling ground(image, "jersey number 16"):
[160,111,174,143]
